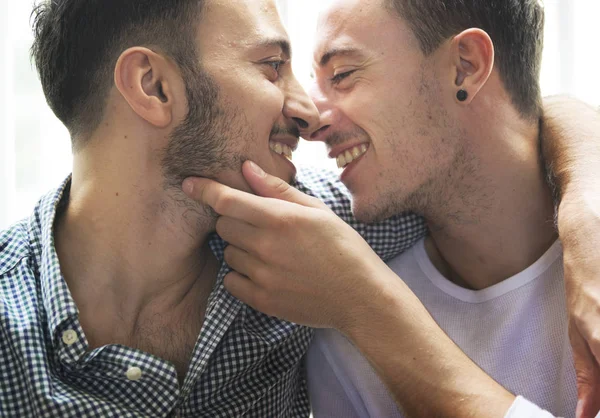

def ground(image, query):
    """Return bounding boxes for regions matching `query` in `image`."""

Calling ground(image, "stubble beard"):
[162,66,246,190]
[160,65,248,232]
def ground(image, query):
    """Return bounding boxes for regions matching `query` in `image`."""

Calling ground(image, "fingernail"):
[576,399,584,418]
[248,161,266,177]
[182,179,194,195]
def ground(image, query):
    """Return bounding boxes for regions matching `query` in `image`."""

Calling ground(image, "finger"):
[570,327,600,418]
[223,271,263,309]
[582,318,600,371]
[223,245,265,280]
[182,176,281,226]
[217,217,261,253]
[576,380,600,418]
[243,161,329,210]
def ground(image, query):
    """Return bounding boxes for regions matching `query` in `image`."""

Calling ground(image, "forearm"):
[341,266,515,418]
[541,97,600,418]
[542,95,600,283]
[541,96,600,201]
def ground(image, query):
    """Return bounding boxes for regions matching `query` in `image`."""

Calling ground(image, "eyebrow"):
[319,47,362,67]
[254,38,292,59]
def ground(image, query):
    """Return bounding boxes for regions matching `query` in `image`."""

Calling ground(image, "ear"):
[450,29,494,105]
[114,47,176,128]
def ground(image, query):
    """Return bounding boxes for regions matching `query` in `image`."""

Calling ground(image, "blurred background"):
[1,0,599,229]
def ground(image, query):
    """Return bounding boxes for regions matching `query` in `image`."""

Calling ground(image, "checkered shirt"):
[0,166,426,417]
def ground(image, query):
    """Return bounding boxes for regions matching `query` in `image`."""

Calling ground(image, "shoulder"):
[0,179,70,278]
[0,219,32,277]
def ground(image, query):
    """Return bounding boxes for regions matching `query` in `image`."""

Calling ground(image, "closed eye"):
[331,70,357,85]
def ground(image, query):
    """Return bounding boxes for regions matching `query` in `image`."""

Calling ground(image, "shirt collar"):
[31,177,233,347]
[28,176,80,345]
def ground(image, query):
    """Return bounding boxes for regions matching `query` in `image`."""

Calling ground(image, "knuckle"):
[575,368,595,388]
[271,178,291,196]
[254,239,274,261]
[269,212,289,230]
[213,191,235,214]
[251,264,269,281]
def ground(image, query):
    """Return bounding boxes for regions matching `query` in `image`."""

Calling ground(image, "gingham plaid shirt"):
[0,166,426,417]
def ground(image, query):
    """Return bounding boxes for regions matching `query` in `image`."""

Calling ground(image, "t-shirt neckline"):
[413,238,563,303]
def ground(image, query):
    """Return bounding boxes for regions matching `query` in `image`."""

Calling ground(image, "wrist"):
[340,267,427,344]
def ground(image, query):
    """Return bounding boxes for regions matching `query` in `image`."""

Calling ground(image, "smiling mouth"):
[269,140,294,160]
[334,144,368,168]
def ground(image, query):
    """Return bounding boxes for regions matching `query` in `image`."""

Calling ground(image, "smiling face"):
[310,0,463,222]
[164,0,320,192]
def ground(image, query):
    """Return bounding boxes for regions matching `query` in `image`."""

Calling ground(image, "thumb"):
[243,161,328,209]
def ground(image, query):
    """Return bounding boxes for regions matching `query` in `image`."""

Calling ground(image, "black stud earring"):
[457,89,468,102]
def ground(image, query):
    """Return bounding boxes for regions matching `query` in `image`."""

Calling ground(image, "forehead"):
[313,0,413,64]
[199,0,289,55]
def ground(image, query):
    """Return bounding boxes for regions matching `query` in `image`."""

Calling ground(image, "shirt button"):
[62,330,78,346]
[126,366,143,381]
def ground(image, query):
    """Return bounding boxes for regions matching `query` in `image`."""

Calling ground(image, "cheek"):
[249,81,285,116]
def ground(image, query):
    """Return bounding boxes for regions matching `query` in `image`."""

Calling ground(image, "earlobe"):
[114,47,173,128]
[451,29,494,104]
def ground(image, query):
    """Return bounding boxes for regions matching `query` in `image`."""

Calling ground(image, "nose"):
[283,76,320,137]
[306,80,332,143]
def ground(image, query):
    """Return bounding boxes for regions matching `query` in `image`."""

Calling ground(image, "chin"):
[269,158,296,184]
[351,194,401,224]
[351,199,382,224]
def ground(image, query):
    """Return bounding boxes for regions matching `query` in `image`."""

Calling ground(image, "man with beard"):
[0,0,459,416]
[182,0,600,417]
[1,0,598,417]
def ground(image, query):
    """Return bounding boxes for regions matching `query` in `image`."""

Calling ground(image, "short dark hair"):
[31,0,204,148]
[386,0,545,120]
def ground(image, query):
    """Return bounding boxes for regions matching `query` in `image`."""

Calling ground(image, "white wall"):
[0,0,16,226]
[1,0,599,229]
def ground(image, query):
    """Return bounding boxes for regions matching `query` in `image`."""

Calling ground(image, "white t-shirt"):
[307,238,577,417]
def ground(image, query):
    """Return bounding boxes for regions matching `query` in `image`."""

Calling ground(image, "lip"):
[268,136,298,175]
[340,149,368,184]
[269,135,300,152]
[328,142,370,159]
[271,146,298,177]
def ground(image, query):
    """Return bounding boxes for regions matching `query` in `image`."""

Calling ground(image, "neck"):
[422,116,557,290]
[55,133,218,335]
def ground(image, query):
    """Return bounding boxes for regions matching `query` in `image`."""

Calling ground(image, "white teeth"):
[344,150,353,163]
[283,144,292,159]
[270,141,294,160]
[335,144,369,169]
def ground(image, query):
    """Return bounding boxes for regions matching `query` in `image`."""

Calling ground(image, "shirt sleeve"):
[504,396,562,418]
[295,166,427,261]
